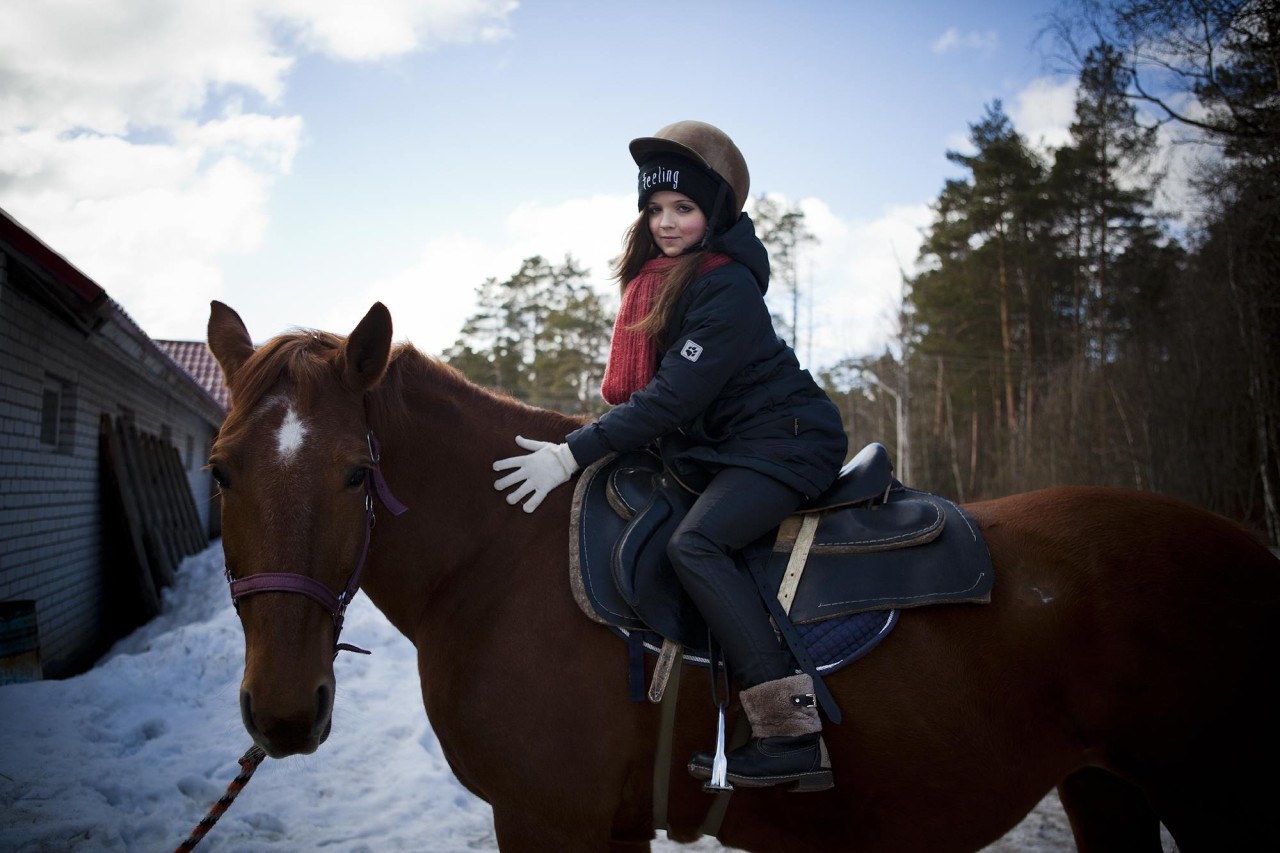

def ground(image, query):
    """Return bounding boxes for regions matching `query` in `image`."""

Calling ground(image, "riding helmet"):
[629,120,751,218]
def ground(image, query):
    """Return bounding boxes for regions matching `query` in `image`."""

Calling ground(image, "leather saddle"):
[568,442,993,656]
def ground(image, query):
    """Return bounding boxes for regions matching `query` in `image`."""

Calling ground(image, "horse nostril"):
[240,690,257,735]
[312,683,333,740]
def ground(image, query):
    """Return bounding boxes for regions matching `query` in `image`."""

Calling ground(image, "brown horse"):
[206,300,1280,852]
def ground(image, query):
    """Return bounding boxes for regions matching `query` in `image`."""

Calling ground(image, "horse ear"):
[207,300,255,385]
[340,302,393,392]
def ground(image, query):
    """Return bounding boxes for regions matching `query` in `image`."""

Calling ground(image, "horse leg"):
[1057,767,1162,852]
[491,807,624,852]
[1142,767,1280,852]
[483,778,655,850]
[608,840,654,853]
[489,811,652,852]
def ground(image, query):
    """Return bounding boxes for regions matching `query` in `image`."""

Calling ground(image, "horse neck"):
[358,359,585,642]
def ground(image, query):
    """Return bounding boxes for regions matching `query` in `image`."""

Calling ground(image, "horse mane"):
[221,327,585,439]
[369,343,588,439]
[220,331,343,419]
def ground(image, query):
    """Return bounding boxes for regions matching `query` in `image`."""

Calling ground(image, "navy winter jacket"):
[565,213,848,498]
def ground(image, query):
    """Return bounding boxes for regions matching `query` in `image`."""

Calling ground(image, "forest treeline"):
[443,0,1278,544]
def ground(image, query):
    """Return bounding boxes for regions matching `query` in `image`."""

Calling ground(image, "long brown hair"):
[613,211,708,339]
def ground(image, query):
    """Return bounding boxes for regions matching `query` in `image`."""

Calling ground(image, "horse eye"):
[210,466,230,489]
[346,468,368,489]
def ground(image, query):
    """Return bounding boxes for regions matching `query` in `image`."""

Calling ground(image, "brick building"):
[0,207,225,678]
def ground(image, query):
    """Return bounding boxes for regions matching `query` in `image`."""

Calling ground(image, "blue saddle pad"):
[617,605,898,676]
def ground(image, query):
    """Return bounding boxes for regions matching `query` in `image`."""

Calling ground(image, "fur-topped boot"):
[688,673,833,792]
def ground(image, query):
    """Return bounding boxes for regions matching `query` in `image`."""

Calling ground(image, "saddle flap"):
[570,451,706,647]
[612,490,671,606]
[570,454,651,631]
[611,480,706,649]
[763,490,992,623]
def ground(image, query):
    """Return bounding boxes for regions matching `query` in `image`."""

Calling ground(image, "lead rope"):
[175,630,372,852]
[175,624,366,852]
[173,744,267,852]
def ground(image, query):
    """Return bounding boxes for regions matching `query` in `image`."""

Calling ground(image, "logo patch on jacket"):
[681,340,704,362]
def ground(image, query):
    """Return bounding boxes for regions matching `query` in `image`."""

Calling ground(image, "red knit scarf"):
[601,252,732,404]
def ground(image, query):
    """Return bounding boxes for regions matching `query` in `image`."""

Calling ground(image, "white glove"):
[493,435,580,513]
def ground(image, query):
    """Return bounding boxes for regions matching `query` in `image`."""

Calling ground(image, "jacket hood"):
[708,213,770,294]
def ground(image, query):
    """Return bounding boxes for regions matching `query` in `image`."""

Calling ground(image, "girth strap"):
[651,641,682,833]
[776,512,821,616]
[648,638,683,703]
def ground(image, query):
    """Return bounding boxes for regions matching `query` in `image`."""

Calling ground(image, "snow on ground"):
[0,543,1162,851]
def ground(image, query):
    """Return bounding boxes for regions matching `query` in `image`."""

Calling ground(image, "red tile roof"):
[155,340,230,412]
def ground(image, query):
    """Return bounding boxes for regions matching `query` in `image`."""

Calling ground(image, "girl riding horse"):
[493,120,847,791]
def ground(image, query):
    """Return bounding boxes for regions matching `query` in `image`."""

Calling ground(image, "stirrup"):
[702,636,733,793]
[703,704,732,793]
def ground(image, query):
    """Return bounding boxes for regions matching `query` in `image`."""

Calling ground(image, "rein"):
[224,431,408,655]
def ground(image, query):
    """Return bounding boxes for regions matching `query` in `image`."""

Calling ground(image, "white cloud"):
[1008,76,1077,154]
[1132,94,1218,226]
[0,113,300,337]
[6,139,282,336]
[331,194,634,355]
[322,191,922,371]
[0,1,517,132]
[273,0,516,60]
[0,1,292,133]
[940,78,1076,162]
[790,197,932,367]
[0,0,518,337]
[1004,75,1204,225]
[932,27,999,56]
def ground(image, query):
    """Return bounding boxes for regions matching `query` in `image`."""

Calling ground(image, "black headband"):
[636,155,729,227]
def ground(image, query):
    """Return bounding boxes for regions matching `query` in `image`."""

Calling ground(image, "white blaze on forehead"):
[275,405,308,463]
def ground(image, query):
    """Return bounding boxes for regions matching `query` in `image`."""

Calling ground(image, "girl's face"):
[647,191,708,257]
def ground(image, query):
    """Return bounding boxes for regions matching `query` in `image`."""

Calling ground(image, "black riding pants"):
[666,466,802,689]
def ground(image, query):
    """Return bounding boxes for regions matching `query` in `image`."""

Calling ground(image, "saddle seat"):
[799,441,896,512]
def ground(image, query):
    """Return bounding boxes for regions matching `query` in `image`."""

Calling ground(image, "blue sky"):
[1,0,1088,370]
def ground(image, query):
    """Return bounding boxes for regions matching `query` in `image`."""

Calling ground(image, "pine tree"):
[1066,41,1161,365]
[945,102,1046,441]
[445,256,612,411]
[910,102,1053,492]
[1096,0,1279,539]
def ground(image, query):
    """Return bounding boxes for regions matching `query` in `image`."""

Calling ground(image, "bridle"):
[224,430,408,655]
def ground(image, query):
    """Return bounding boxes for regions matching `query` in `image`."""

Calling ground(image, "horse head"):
[207,300,393,758]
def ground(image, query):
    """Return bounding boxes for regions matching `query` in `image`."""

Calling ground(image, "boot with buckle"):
[688,673,833,792]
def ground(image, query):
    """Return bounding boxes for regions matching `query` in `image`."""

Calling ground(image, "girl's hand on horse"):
[493,436,580,512]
